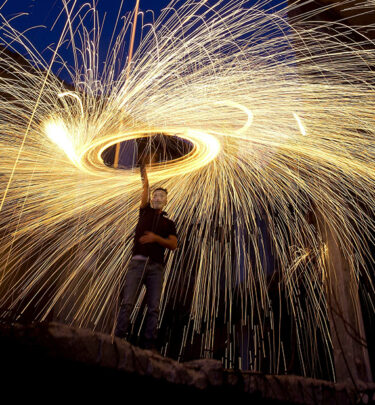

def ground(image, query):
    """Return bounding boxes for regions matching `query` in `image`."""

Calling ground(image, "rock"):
[0,321,373,403]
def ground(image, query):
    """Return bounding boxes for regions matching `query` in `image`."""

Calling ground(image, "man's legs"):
[115,259,146,338]
[143,261,164,349]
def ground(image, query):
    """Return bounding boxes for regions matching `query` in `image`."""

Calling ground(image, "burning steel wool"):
[0,0,374,378]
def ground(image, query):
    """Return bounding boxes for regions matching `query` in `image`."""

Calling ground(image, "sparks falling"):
[0,0,374,378]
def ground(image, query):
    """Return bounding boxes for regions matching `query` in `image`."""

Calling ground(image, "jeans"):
[115,258,164,345]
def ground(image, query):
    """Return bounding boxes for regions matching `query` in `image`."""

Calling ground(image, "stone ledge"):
[0,322,373,403]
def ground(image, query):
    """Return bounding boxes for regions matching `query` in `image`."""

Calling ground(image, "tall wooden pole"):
[114,0,140,169]
[317,211,373,384]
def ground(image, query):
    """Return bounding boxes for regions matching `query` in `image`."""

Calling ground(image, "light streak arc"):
[0,0,374,378]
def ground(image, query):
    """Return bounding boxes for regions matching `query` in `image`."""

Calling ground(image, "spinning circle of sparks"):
[45,115,221,177]
[0,0,375,377]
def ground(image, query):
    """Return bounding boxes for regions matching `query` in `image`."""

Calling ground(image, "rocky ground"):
[0,322,373,403]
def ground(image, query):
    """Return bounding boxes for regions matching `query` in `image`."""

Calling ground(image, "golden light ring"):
[78,128,221,180]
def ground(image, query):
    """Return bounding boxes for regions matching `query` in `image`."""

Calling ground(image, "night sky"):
[1,1,169,79]
[1,0,285,83]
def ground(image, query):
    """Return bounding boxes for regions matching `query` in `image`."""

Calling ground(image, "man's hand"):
[140,164,149,208]
[139,232,177,250]
[140,163,147,181]
[139,231,157,244]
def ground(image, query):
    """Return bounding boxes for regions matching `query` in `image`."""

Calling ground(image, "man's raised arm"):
[140,164,149,208]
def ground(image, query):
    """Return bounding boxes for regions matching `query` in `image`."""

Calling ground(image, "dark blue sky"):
[1,1,170,75]
[1,0,168,27]
[1,0,285,82]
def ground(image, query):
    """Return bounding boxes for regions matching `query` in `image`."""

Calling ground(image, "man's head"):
[150,188,168,210]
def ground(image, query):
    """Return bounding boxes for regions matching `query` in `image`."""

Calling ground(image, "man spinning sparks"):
[114,163,178,351]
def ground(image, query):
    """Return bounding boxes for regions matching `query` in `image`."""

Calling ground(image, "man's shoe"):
[144,339,158,353]
[114,331,128,340]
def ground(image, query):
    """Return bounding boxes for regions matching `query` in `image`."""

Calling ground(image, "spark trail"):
[0,0,374,378]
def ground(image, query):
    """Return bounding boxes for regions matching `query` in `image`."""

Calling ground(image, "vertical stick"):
[114,0,141,168]
[317,211,373,385]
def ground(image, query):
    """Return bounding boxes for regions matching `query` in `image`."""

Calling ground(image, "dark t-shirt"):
[132,203,177,264]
